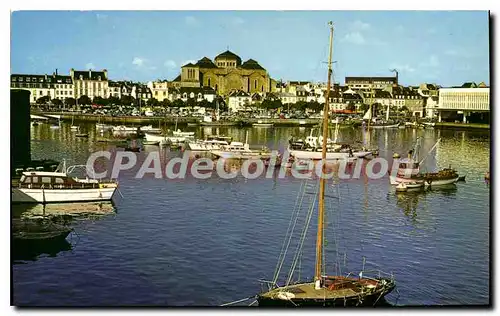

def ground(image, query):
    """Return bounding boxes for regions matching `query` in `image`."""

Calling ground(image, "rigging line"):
[220,296,255,306]
[325,185,341,277]
[272,179,309,285]
[286,179,320,286]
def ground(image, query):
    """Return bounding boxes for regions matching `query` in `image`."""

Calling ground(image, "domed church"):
[178,50,273,96]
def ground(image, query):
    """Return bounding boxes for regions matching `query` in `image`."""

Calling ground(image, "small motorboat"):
[396,181,424,192]
[143,140,160,146]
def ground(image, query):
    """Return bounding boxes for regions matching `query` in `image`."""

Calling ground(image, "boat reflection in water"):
[12,202,116,263]
[394,184,458,225]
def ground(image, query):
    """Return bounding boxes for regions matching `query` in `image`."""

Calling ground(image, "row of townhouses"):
[11,67,489,121]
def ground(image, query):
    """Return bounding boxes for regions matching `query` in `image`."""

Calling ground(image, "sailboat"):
[70,114,79,131]
[256,22,396,307]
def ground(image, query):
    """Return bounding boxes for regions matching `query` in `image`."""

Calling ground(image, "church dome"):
[214,50,242,67]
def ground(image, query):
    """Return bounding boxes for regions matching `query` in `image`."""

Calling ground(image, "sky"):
[10,10,490,87]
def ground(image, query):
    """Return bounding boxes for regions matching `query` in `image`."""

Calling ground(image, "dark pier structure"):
[11,90,31,168]
[11,90,59,177]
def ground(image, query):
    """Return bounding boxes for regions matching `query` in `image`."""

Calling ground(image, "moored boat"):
[186,136,232,151]
[12,162,118,204]
[254,23,396,307]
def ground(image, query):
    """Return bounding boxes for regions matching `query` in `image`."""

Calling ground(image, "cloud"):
[342,32,365,45]
[420,55,439,68]
[132,57,145,67]
[164,60,177,69]
[85,62,95,69]
[185,16,200,27]
[390,63,415,73]
[181,59,196,67]
[351,20,371,31]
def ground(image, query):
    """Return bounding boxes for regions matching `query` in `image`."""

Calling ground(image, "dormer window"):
[98,76,101,81]
[80,75,83,80]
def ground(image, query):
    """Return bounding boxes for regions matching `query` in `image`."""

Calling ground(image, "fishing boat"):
[12,161,118,204]
[395,181,424,192]
[186,135,232,151]
[255,23,395,307]
[113,125,139,133]
[143,140,160,146]
[172,129,195,137]
[253,121,274,128]
[210,132,271,160]
[140,125,162,133]
[391,138,459,187]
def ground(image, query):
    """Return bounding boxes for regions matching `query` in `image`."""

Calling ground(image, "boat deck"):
[260,281,367,300]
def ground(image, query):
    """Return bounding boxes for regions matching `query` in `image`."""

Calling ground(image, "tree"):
[64,97,76,107]
[147,98,160,107]
[261,99,282,110]
[93,96,108,106]
[108,96,120,106]
[36,96,50,105]
[51,99,63,107]
[197,99,211,109]
[78,95,92,105]
[120,95,135,106]
[161,98,171,108]
[295,101,308,112]
[186,98,196,108]
[307,101,322,112]
[172,99,185,108]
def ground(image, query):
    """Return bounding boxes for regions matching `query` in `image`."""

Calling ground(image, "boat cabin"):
[17,171,99,189]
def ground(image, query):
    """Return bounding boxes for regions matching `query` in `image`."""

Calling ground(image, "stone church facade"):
[178,50,272,96]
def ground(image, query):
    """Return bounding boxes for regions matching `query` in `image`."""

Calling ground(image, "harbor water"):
[12,123,490,306]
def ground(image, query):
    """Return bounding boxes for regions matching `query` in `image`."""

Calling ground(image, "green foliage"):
[172,99,185,108]
[260,99,282,110]
[120,95,135,106]
[147,98,160,107]
[64,97,76,106]
[51,99,63,107]
[36,95,50,104]
[78,95,92,105]
[161,98,171,107]
[108,96,120,105]
[93,96,108,106]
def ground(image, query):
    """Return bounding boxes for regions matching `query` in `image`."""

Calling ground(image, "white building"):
[108,81,122,99]
[437,87,490,122]
[228,90,251,112]
[11,73,74,104]
[147,80,169,102]
[71,68,109,100]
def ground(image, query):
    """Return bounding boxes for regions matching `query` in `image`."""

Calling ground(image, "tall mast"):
[315,21,334,289]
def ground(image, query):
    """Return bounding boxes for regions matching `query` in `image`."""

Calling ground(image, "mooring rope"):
[220,296,255,306]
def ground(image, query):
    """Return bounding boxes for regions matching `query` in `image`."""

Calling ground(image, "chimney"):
[56,68,58,76]
[89,69,92,79]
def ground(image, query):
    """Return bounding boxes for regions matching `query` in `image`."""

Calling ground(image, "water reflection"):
[12,202,117,263]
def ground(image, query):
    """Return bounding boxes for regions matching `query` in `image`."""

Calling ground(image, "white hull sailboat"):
[210,132,270,160]
[12,162,118,204]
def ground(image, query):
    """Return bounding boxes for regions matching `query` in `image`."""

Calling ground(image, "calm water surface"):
[12,123,490,306]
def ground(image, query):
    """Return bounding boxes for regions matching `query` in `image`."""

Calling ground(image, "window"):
[41,177,52,184]
[32,177,39,183]
[55,178,64,184]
